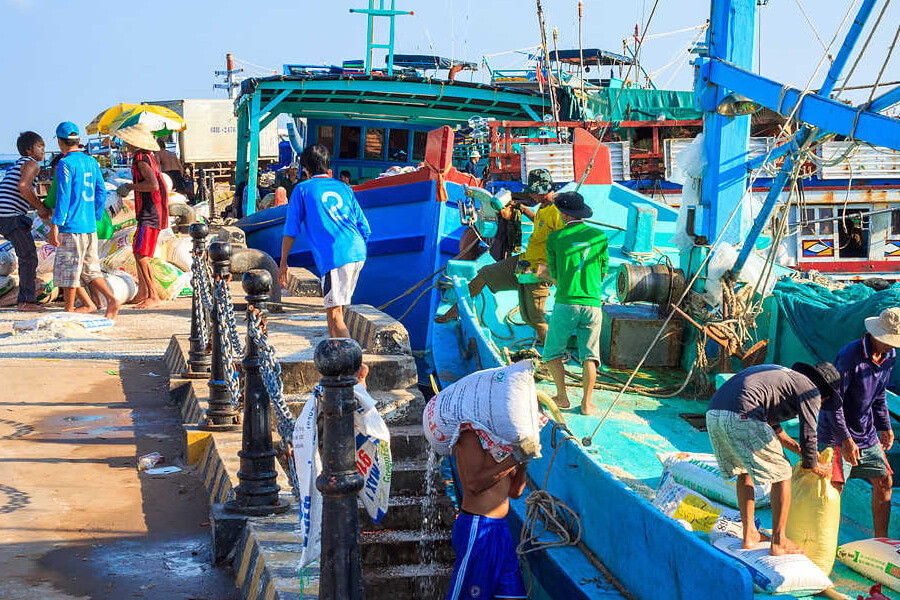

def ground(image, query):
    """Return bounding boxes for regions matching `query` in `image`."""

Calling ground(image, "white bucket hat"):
[115,122,159,152]
[470,149,481,159]
[865,307,900,348]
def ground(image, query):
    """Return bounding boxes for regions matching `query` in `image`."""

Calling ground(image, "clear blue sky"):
[1,0,896,154]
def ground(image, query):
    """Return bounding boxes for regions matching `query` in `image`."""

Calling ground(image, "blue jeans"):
[0,215,37,303]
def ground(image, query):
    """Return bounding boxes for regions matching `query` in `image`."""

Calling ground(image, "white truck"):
[152,98,279,165]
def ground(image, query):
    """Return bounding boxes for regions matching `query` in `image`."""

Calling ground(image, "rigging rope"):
[835,0,892,99]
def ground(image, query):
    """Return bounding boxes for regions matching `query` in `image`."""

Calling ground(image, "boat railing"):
[487,119,702,181]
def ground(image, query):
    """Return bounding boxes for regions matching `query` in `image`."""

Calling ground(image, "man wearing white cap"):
[818,306,900,537]
[464,149,481,178]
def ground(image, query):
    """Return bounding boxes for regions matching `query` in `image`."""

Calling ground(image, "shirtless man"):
[447,428,528,600]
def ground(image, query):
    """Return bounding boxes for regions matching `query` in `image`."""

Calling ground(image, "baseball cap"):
[55,122,80,140]
[523,168,553,194]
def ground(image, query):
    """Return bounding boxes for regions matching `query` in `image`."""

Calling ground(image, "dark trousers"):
[0,215,38,303]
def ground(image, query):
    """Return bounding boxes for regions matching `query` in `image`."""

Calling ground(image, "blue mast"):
[695,0,900,274]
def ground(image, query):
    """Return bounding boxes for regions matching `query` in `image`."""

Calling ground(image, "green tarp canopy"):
[585,88,701,122]
[772,279,900,386]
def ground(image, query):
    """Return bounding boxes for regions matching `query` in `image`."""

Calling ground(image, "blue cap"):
[55,121,80,140]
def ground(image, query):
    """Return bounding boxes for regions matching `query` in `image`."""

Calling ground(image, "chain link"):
[190,248,214,349]
[213,276,243,410]
[246,308,300,495]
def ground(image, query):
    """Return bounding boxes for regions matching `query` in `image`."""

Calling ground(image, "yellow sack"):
[786,447,841,575]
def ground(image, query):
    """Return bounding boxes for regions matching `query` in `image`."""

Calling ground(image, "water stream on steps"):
[417,447,440,597]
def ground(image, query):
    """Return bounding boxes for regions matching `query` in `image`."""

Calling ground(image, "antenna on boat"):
[578,1,586,117]
[214,52,243,99]
[349,1,414,76]
[534,0,561,130]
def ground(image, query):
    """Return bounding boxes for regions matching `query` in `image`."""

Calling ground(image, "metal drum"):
[616,264,686,308]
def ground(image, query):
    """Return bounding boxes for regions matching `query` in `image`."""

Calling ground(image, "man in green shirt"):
[544,191,609,415]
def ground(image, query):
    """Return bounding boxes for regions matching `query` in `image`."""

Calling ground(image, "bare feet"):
[74,303,97,314]
[769,537,805,556]
[128,294,147,305]
[132,299,163,310]
[554,395,571,409]
[17,302,46,313]
[742,528,771,549]
[581,402,596,416]
[105,300,120,320]
[356,363,370,389]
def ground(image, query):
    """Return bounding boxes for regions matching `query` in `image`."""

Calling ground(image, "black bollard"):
[184,223,211,379]
[314,338,365,600]
[202,241,241,431]
[225,270,290,516]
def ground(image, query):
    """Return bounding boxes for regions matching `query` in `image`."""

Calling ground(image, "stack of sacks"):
[652,450,834,597]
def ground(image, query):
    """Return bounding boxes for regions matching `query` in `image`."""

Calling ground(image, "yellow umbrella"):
[86,103,186,135]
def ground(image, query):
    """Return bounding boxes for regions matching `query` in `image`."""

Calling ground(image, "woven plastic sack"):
[0,241,17,276]
[0,275,14,297]
[423,360,541,460]
[658,451,770,509]
[653,471,744,534]
[293,384,393,568]
[150,259,185,301]
[35,242,56,275]
[166,237,193,271]
[837,538,900,591]
[786,448,841,574]
[712,535,832,595]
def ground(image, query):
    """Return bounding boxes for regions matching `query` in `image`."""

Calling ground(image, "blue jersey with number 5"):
[283,174,371,275]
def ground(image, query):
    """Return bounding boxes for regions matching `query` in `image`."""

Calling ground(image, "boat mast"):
[578,1,586,117]
[349,1,413,76]
[535,0,561,127]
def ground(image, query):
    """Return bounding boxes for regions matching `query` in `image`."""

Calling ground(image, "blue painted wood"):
[696,0,756,244]
[706,59,900,152]
[732,0,878,274]
[237,176,467,352]
[870,85,900,113]
[247,93,261,215]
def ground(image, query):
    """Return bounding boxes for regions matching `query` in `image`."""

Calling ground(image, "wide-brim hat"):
[470,150,481,159]
[114,122,159,151]
[793,361,842,410]
[865,307,900,348]
[554,191,593,219]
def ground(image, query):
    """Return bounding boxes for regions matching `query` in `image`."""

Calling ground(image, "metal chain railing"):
[213,276,243,409]
[191,247,214,349]
[246,307,300,495]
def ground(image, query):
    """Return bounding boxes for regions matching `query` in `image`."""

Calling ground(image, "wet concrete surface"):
[0,358,238,600]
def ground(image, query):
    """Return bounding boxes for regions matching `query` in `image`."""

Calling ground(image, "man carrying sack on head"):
[818,307,900,537]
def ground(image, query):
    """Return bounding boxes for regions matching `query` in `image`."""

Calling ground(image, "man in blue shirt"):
[49,122,119,319]
[819,306,900,537]
[278,144,370,338]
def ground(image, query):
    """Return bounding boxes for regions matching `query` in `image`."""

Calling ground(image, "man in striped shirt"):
[0,131,52,311]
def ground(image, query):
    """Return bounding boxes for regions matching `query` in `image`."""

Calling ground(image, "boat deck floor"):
[538,361,900,600]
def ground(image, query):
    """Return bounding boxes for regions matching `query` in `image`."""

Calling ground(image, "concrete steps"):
[363,562,454,600]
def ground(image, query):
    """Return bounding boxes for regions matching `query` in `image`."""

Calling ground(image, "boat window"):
[892,209,900,236]
[388,129,409,162]
[412,131,427,162]
[339,126,361,159]
[365,128,386,161]
[801,209,816,236]
[317,125,336,155]
[818,207,834,236]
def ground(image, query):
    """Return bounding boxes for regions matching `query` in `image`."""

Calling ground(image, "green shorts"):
[820,441,892,484]
[542,303,603,364]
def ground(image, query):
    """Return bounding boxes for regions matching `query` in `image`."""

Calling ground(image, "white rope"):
[866,21,900,106]
[834,0,892,99]
[794,0,835,60]
[643,22,708,40]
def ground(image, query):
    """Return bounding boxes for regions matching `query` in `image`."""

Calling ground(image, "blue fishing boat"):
[232,4,700,359]
[429,1,900,599]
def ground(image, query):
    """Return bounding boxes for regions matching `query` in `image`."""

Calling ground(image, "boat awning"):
[388,54,478,71]
[236,74,548,125]
[548,49,634,66]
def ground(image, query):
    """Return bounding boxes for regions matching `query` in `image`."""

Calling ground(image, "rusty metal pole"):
[314,338,364,600]
[226,270,290,516]
[184,223,211,379]
[203,241,241,431]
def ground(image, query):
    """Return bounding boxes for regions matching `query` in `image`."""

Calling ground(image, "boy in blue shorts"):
[447,426,527,599]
